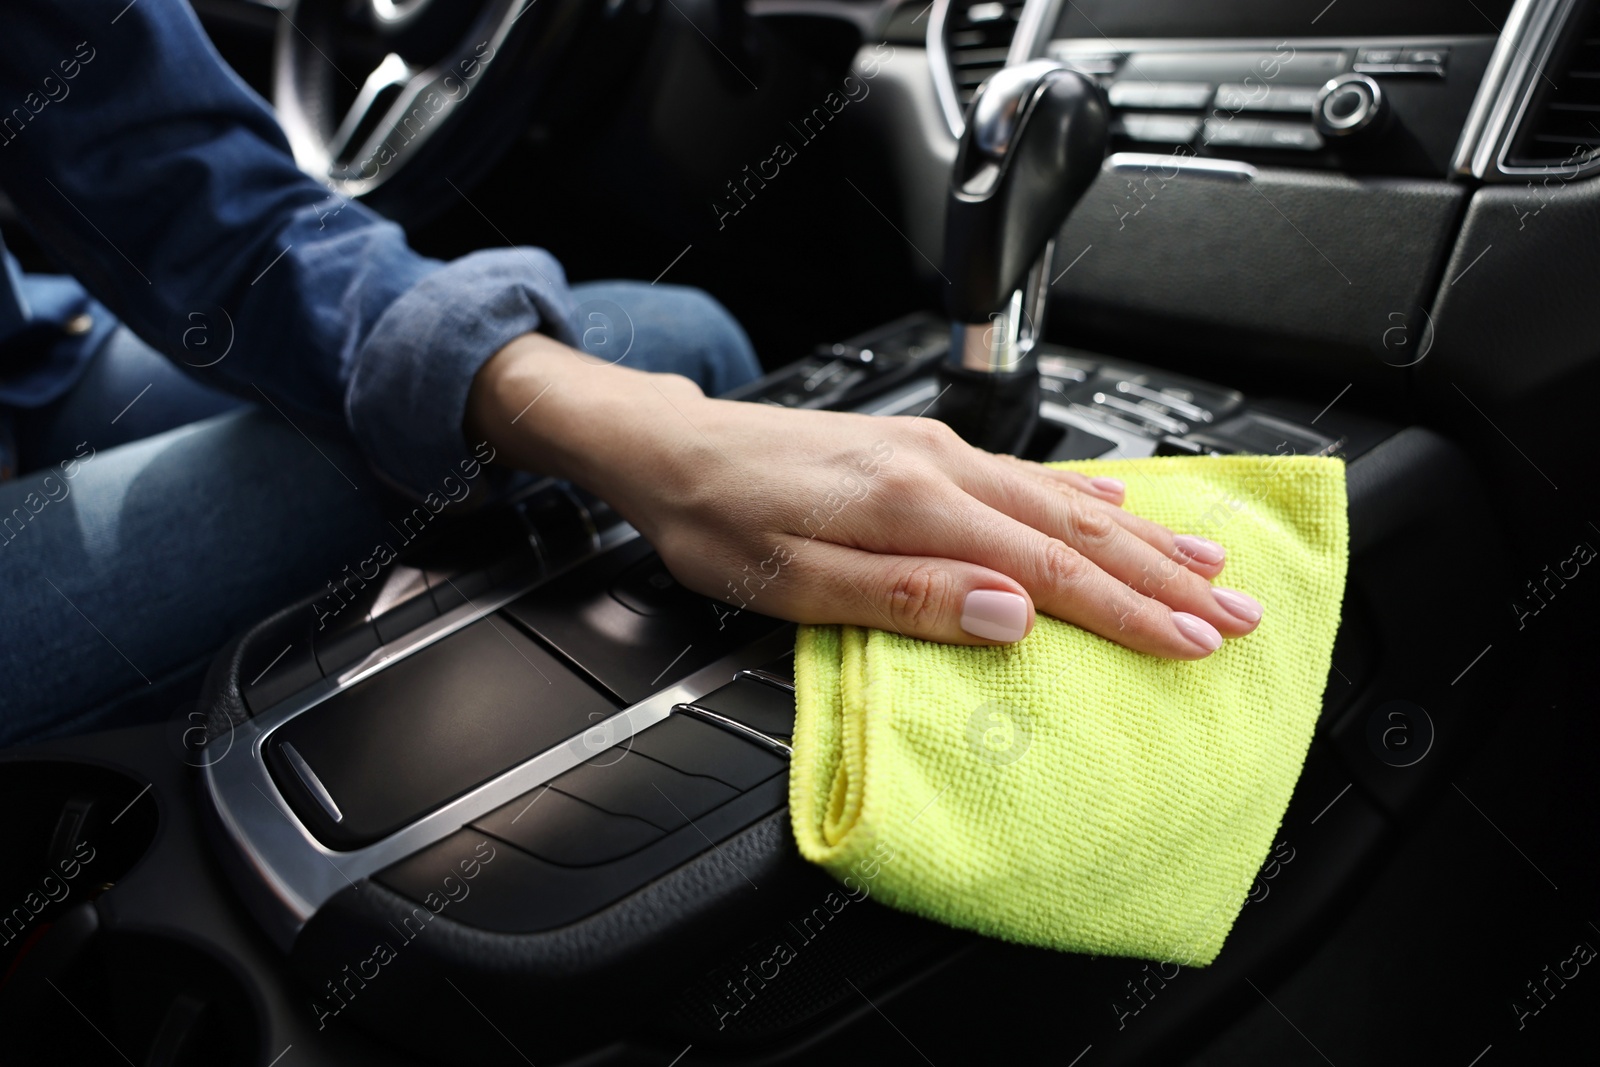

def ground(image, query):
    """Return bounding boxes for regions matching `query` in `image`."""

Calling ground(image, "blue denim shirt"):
[0,0,578,497]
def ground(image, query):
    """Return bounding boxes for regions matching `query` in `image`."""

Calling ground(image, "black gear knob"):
[943,60,1109,326]
[936,60,1107,454]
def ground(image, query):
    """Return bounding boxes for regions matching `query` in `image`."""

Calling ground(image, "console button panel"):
[377,775,790,933]
[503,538,788,706]
[474,787,665,867]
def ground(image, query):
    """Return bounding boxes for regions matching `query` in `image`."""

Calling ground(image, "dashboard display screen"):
[1053,0,1515,39]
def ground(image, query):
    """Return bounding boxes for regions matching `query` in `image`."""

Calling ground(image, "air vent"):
[1507,1,1600,166]
[946,0,1026,108]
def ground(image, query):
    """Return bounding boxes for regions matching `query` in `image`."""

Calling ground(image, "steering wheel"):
[273,0,651,223]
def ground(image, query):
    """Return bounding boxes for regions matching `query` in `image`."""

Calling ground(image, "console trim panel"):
[204,529,796,952]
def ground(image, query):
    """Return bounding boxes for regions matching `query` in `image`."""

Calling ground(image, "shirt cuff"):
[346,247,579,500]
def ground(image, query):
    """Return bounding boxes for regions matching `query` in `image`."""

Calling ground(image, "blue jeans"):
[0,281,759,747]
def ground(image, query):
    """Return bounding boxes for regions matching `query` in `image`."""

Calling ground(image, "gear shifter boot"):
[935,358,1040,455]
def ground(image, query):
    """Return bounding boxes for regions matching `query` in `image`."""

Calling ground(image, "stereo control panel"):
[1046,36,1498,177]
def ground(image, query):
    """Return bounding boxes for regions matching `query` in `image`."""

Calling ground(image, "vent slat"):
[945,0,1025,111]
[1508,2,1600,165]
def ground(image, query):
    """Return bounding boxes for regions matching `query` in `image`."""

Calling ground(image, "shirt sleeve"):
[0,0,577,497]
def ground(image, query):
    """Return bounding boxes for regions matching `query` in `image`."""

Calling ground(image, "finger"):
[983,457,1228,580]
[819,491,1229,658]
[914,503,1234,657]
[1032,463,1127,506]
[761,539,1038,647]
[955,481,1261,637]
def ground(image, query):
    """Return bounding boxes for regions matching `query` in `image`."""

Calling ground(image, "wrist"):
[465,332,706,494]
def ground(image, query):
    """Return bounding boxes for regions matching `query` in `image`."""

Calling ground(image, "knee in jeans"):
[659,285,760,389]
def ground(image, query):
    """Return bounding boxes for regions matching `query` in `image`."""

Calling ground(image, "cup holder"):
[0,759,260,1063]
[1,920,262,1065]
[0,759,159,970]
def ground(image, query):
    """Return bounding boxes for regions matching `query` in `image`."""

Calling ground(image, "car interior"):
[3,0,1597,1063]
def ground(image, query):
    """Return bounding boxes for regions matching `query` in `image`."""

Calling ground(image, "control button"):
[1114,114,1202,143]
[1153,436,1208,457]
[63,312,94,336]
[503,538,790,706]
[1203,117,1323,151]
[752,357,867,409]
[370,565,439,644]
[1213,83,1320,114]
[1315,74,1385,138]
[313,617,380,676]
[1124,48,1344,83]
[1402,48,1447,67]
[1202,117,1261,147]
[610,554,697,616]
[427,567,496,614]
[474,787,665,866]
[1353,46,1446,75]
[1354,47,1401,66]
[1257,122,1325,151]
[548,751,738,831]
[626,713,787,790]
[241,609,320,714]
[689,677,797,740]
[1037,353,1092,382]
[1047,46,1121,76]
[372,592,438,645]
[1107,81,1214,109]
[487,544,542,591]
[517,485,600,570]
[375,832,580,932]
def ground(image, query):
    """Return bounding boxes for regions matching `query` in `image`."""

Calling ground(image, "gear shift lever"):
[936,60,1109,454]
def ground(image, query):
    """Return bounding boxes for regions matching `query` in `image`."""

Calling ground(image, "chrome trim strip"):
[281,743,343,824]
[1449,0,1580,179]
[1107,152,1258,181]
[927,0,966,137]
[1039,399,1159,458]
[675,703,794,757]
[1007,0,1065,66]
[1452,0,1550,175]
[1489,0,1592,177]
[202,518,797,951]
[735,668,796,693]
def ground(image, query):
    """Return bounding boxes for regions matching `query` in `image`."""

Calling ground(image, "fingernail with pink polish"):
[1090,476,1125,496]
[1172,611,1224,652]
[1212,587,1263,623]
[961,590,1029,643]
[1173,534,1226,566]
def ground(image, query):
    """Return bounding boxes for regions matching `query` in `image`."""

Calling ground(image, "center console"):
[98,295,1481,1065]
[0,304,1509,1064]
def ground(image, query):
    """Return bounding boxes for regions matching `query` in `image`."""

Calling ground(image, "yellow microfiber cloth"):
[789,454,1348,965]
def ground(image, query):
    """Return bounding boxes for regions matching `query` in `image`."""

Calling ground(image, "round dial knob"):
[1315,74,1385,138]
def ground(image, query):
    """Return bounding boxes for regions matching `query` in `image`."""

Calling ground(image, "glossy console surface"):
[265,617,619,851]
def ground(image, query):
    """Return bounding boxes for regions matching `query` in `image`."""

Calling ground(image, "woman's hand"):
[467,333,1263,658]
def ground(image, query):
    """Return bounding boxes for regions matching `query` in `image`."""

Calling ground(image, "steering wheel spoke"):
[275,0,639,220]
[325,51,415,167]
